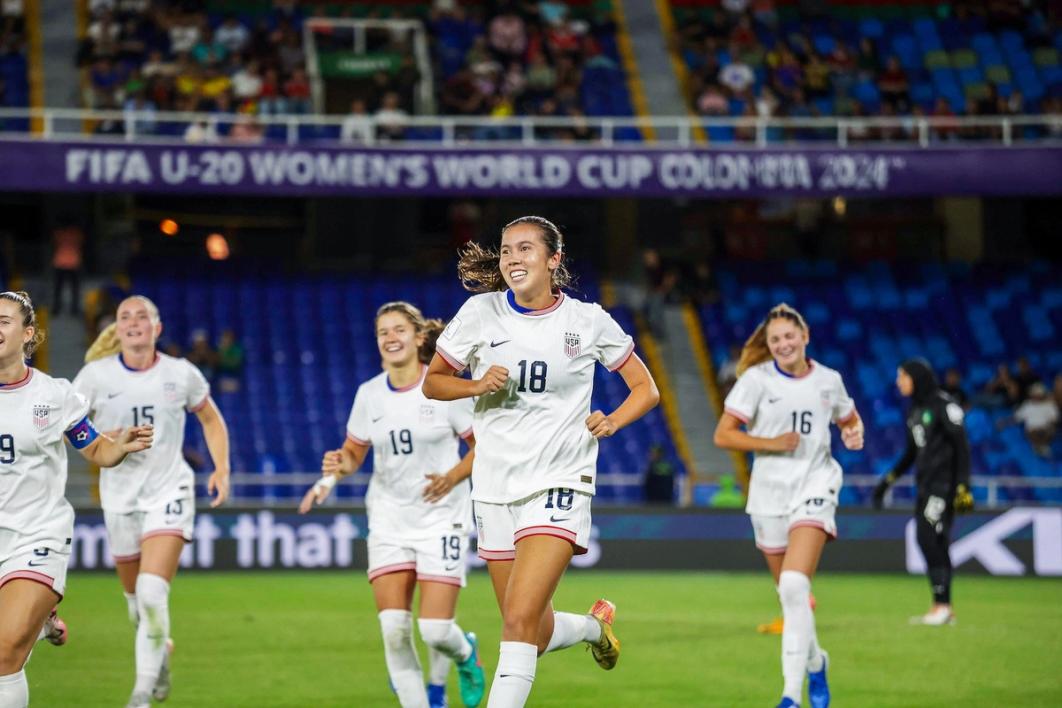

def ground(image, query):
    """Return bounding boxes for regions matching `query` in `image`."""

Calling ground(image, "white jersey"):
[0,368,93,553]
[73,353,210,514]
[436,290,635,504]
[724,359,856,516]
[346,366,475,542]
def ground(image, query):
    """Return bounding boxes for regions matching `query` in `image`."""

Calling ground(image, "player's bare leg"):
[0,579,62,706]
[116,558,141,625]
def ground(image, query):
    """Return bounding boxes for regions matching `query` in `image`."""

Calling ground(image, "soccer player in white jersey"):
[423,216,660,708]
[714,304,864,708]
[300,301,487,708]
[0,291,152,708]
[73,295,231,708]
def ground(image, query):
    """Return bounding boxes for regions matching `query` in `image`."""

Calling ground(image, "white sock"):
[379,610,428,708]
[427,645,451,688]
[419,618,473,664]
[0,670,28,708]
[806,633,825,673]
[545,612,600,653]
[778,570,814,702]
[486,641,537,708]
[124,592,139,625]
[133,573,170,695]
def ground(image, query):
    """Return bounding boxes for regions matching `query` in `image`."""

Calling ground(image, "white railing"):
[61,471,1062,509]
[0,108,1059,148]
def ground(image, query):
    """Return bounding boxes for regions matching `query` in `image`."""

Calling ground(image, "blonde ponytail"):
[735,303,809,377]
[85,322,121,363]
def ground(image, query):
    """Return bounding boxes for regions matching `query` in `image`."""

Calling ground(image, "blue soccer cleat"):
[776,698,800,708]
[457,632,485,707]
[427,682,448,708]
[808,649,830,708]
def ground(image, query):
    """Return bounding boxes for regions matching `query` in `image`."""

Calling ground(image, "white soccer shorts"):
[474,487,593,561]
[0,543,70,598]
[367,533,469,587]
[750,497,838,555]
[105,491,195,561]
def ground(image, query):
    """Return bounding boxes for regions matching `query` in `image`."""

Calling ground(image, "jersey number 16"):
[791,410,812,435]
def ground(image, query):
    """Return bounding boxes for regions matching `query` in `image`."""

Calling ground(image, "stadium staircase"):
[615,0,689,122]
[39,0,82,108]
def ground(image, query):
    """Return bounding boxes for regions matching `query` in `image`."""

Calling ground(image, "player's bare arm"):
[586,354,659,439]
[195,396,231,507]
[423,353,508,400]
[714,413,800,453]
[423,435,476,503]
[80,425,154,467]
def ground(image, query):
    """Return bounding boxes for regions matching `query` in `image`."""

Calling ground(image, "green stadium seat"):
[1033,47,1060,67]
[950,49,978,69]
[924,50,949,69]
[985,65,1011,85]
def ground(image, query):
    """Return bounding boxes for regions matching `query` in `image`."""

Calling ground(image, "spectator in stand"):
[1053,372,1062,412]
[828,41,857,96]
[855,37,878,80]
[278,29,305,74]
[229,115,263,143]
[942,368,969,408]
[878,56,909,110]
[980,362,1021,408]
[167,10,201,55]
[773,48,803,99]
[729,15,756,50]
[374,90,408,141]
[183,116,217,143]
[51,215,85,316]
[804,52,831,100]
[88,57,120,107]
[1005,383,1059,457]
[186,330,217,381]
[191,27,226,66]
[931,97,958,141]
[87,9,120,59]
[214,15,249,55]
[643,444,676,505]
[258,68,283,115]
[488,9,526,59]
[282,67,311,114]
[231,59,263,108]
[216,329,244,394]
[340,98,373,143]
[1014,357,1041,403]
[716,343,741,399]
[698,83,728,116]
[122,90,156,135]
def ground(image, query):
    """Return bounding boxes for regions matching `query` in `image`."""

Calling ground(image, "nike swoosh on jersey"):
[27,560,48,567]
[489,340,511,348]
[549,515,570,523]
[107,392,121,399]
[371,416,383,423]
[767,397,782,403]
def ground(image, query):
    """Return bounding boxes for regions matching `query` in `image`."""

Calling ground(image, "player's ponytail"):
[85,322,121,363]
[419,318,445,364]
[375,301,443,364]
[736,303,809,377]
[0,290,45,357]
[457,216,573,294]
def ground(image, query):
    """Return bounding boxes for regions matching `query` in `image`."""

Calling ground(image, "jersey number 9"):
[0,434,13,464]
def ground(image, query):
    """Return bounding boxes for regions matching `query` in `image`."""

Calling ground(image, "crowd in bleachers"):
[672,0,1062,141]
[0,0,27,113]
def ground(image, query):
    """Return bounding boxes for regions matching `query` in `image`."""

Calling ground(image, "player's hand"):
[207,469,230,508]
[841,425,864,450]
[321,448,348,475]
[116,425,153,452]
[954,483,974,513]
[586,410,618,438]
[768,432,800,453]
[473,365,509,395]
[924,495,946,525]
[423,472,455,503]
[299,475,336,513]
[872,477,890,510]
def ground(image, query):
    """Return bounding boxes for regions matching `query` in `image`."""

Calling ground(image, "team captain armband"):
[65,416,100,450]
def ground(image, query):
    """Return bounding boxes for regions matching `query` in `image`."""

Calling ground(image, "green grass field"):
[29,570,1062,707]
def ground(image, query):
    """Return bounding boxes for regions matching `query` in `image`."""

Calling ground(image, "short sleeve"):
[447,397,475,440]
[435,297,481,371]
[345,386,371,446]
[71,365,97,409]
[723,371,761,424]
[185,361,211,412]
[60,381,92,431]
[592,305,635,372]
[832,373,857,424]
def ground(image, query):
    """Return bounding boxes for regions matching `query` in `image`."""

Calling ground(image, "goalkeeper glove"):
[954,483,974,513]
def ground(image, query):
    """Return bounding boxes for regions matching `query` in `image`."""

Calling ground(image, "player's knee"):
[501,605,541,641]
[777,570,811,608]
[379,610,414,652]
[417,618,453,648]
[0,635,30,674]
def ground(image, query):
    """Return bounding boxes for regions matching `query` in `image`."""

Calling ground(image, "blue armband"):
[65,416,99,450]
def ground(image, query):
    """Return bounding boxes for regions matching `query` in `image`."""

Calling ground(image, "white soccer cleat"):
[41,610,67,646]
[910,606,955,626]
[153,638,174,701]
[125,691,151,708]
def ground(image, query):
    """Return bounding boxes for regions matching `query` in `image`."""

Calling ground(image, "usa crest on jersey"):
[33,404,50,430]
[564,332,581,359]
[163,382,179,403]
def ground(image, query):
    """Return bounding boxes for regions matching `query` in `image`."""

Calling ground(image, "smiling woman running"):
[713,303,864,708]
[423,216,659,708]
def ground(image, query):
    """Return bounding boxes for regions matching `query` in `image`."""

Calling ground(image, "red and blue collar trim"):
[774,359,815,379]
[506,289,564,316]
[118,352,160,372]
[0,367,33,391]
[386,365,426,393]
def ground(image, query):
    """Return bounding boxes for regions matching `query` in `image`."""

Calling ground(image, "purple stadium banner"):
[1,139,1060,197]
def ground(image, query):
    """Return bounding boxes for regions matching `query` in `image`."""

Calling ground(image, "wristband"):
[312,475,337,494]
